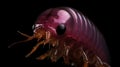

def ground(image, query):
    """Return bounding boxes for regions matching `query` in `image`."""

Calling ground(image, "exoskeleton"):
[9,7,110,67]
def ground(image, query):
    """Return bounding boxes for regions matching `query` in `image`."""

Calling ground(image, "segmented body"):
[9,7,110,67]
[35,7,109,62]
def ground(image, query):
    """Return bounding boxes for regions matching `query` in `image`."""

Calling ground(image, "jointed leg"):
[63,56,70,65]
[25,31,52,58]
[63,45,70,64]
[93,55,110,67]
[80,48,89,67]
[103,62,110,67]
[95,56,103,67]
[17,31,31,37]
[25,40,46,57]
[36,50,51,60]
[8,31,33,48]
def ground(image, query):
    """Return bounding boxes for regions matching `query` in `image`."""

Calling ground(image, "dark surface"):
[7,0,116,67]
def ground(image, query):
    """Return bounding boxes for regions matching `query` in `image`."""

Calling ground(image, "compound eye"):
[56,24,66,35]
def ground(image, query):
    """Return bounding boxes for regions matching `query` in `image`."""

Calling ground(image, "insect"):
[8,7,110,67]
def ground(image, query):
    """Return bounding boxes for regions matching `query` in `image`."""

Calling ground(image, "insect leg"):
[93,56,110,67]
[63,45,70,64]
[103,62,111,67]
[80,48,89,67]
[25,40,45,58]
[17,31,31,37]
[8,36,34,48]
[36,48,58,62]
[36,50,51,60]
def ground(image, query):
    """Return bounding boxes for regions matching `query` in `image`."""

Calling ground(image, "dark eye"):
[56,24,66,35]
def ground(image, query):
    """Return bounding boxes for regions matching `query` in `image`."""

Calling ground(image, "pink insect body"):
[9,7,110,67]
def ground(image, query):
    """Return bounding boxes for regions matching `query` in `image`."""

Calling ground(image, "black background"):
[7,0,117,67]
